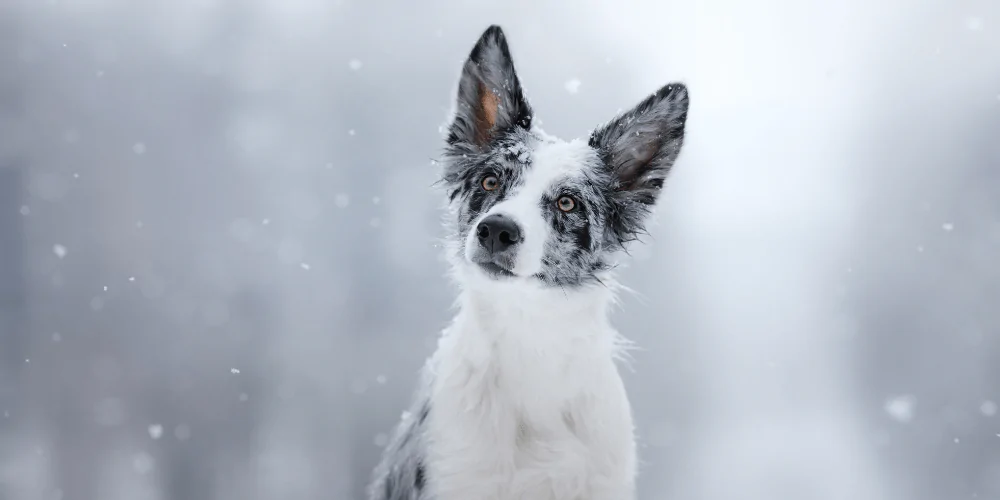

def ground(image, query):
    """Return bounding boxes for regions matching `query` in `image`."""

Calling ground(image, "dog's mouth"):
[476,261,517,279]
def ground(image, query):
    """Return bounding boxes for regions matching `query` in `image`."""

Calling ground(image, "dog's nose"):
[476,214,521,254]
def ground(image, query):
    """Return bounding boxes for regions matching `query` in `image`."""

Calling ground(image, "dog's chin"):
[475,261,517,280]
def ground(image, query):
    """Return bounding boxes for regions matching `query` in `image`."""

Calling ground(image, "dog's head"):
[441,26,689,289]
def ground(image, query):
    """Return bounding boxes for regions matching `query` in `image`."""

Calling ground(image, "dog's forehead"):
[517,137,596,192]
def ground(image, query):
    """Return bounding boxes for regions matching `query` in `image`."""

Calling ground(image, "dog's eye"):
[556,196,576,212]
[481,175,499,191]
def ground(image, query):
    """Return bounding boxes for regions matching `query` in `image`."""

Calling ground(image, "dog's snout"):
[477,214,521,254]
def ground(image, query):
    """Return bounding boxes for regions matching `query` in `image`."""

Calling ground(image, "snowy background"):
[1,0,999,499]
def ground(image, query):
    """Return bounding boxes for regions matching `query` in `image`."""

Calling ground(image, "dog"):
[367,25,689,500]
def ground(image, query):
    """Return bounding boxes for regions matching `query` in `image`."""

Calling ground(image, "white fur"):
[434,137,638,500]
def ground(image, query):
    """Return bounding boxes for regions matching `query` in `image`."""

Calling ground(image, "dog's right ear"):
[447,26,533,149]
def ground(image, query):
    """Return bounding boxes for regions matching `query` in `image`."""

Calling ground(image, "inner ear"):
[476,82,500,145]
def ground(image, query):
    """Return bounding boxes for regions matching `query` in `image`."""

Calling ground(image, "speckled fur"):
[368,25,689,500]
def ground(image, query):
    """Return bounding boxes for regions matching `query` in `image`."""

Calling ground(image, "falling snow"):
[942,222,954,231]
[148,424,164,440]
[335,193,350,208]
[884,394,917,423]
[348,59,363,71]
[132,142,146,155]
[52,244,67,259]
[564,78,582,94]
[981,400,997,416]
[230,368,240,374]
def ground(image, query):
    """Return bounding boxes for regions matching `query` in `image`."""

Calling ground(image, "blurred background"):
[1,0,998,499]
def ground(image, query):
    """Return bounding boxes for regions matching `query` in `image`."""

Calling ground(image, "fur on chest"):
[421,295,637,500]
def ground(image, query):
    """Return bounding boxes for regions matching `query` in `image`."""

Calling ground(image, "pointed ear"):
[447,26,533,149]
[589,83,689,204]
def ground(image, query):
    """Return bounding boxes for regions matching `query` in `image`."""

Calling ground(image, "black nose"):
[477,214,521,254]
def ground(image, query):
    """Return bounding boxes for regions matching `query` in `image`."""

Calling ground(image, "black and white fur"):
[368,26,689,500]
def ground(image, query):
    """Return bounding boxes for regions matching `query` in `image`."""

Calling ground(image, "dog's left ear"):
[590,83,689,205]
[447,25,532,149]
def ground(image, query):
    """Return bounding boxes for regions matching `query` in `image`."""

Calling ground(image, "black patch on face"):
[530,180,615,287]
[414,462,425,490]
[572,224,591,254]
[442,129,534,250]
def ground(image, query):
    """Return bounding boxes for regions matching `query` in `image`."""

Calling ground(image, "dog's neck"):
[450,269,621,349]
[432,269,626,413]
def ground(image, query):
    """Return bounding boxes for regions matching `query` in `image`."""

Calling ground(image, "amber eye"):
[556,196,576,212]
[481,175,499,191]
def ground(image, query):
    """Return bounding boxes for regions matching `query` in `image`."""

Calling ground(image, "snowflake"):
[349,59,363,71]
[981,400,997,416]
[564,78,582,94]
[884,394,916,423]
[505,142,531,163]
[52,244,67,259]
[148,424,163,440]
[335,193,350,208]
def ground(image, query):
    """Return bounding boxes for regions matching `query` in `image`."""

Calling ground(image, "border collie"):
[368,25,689,500]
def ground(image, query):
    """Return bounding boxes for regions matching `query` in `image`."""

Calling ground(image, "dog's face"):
[441,26,689,289]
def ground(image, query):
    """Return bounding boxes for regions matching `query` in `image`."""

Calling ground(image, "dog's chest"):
[424,320,635,500]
